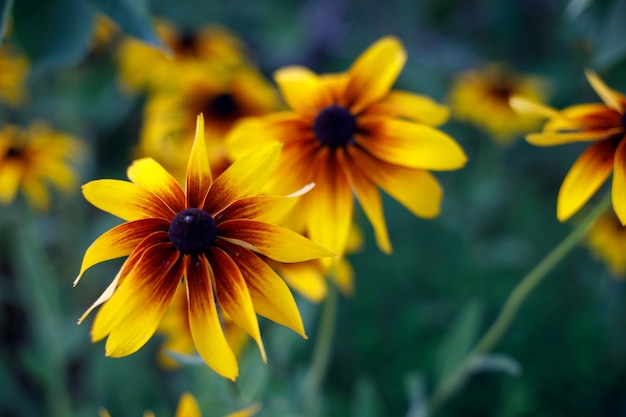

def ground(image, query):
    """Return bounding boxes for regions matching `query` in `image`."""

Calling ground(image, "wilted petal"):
[186,114,213,208]
[612,138,626,224]
[209,247,266,361]
[348,146,443,218]
[557,140,617,222]
[356,119,467,171]
[219,241,305,337]
[185,254,238,380]
[92,243,182,357]
[337,149,391,253]
[274,66,332,114]
[75,219,170,285]
[345,36,406,114]
[83,179,174,221]
[204,142,282,214]
[127,158,185,213]
[218,219,334,262]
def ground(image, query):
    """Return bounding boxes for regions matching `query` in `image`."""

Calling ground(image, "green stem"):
[301,283,339,415]
[427,194,612,412]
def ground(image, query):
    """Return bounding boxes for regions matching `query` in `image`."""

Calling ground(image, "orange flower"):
[75,115,333,379]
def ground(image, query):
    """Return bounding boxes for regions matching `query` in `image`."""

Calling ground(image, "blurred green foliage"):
[2,1,626,416]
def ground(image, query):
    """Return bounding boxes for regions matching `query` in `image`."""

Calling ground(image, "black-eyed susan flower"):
[117,19,247,93]
[227,36,467,258]
[0,46,29,107]
[448,64,548,144]
[511,70,626,224]
[585,211,626,278]
[140,66,280,180]
[99,392,261,417]
[0,123,84,210]
[75,115,333,380]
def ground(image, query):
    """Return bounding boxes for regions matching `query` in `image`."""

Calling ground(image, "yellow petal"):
[224,403,262,417]
[186,114,213,208]
[363,91,450,126]
[218,219,334,262]
[95,244,182,357]
[0,159,23,204]
[346,36,406,114]
[525,129,623,147]
[348,146,443,218]
[612,139,626,225]
[74,219,169,285]
[275,261,327,303]
[83,179,174,221]
[585,69,624,113]
[337,149,391,253]
[175,393,201,417]
[356,119,467,171]
[274,66,332,114]
[204,142,282,214]
[127,158,185,213]
[221,241,305,337]
[557,140,617,222]
[209,247,266,361]
[185,254,238,380]
[509,96,561,119]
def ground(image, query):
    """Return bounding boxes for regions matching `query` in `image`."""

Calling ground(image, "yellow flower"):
[0,46,29,106]
[140,66,280,180]
[99,392,261,417]
[0,122,84,211]
[227,36,467,257]
[90,14,118,53]
[117,19,247,93]
[75,115,333,380]
[448,64,547,144]
[512,70,626,223]
[586,211,626,278]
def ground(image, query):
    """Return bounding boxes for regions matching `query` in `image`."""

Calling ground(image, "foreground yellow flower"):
[448,64,547,144]
[0,122,84,210]
[512,70,626,223]
[0,46,29,106]
[140,66,280,179]
[99,392,261,417]
[117,20,247,93]
[227,36,467,257]
[75,115,333,380]
[585,211,626,278]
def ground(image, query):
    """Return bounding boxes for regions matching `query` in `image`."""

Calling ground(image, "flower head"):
[0,45,29,107]
[0,122,84,211]
[448,63,547,144]
[586,211,626,278]
[227,36,467,258]
[75,115,333,380]
[512,70,626,223]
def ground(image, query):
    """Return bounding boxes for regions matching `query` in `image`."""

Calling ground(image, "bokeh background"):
[2,0,626,416]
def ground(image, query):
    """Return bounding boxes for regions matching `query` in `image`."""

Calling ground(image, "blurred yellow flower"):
[448,64,547,144]
[0,122,84,211]
[512,70,626,223]
[99,392,261,417]
[586,211,626,278]
[75,115,333,380]
[0,46,29,106]
[90,14,118,53]
[227,36,467,259]
[140,66,280,180]
[117,19,247,93]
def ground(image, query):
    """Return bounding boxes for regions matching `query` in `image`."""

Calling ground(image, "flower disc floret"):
[313,105,357,148]
[169,208,217,254]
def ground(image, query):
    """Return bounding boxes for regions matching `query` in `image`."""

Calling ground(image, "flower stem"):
[301,283,339,415]
[427,194,612,412]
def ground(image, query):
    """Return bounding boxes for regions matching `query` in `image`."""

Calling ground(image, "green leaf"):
[434,299,483,383]
[87,0,163,49]
[12,0,94,73]
[0,0,12,43]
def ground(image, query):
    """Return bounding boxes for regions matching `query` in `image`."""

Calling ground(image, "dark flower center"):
[313,105,357,148]
[6,147,23,158]
[206,93,239,118]
[177,31,198,54]
[621,111,626,130]
[169,208,217,255]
